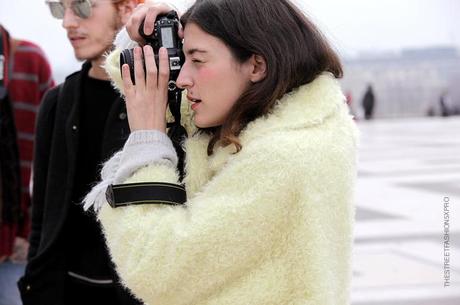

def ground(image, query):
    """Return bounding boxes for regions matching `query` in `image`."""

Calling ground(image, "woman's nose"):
[176,64,193,89]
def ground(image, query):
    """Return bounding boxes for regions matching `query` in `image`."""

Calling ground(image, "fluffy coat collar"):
[181,74,347,195]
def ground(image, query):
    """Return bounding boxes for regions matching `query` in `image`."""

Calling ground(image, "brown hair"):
[112,0,143,12]
[181,0,343,155]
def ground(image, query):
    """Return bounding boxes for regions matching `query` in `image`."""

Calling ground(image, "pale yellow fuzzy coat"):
[98,50,358,305]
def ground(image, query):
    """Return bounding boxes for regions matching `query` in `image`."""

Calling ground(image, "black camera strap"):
[106,182,186,208]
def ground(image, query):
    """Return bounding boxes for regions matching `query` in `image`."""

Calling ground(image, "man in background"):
[18,1,144,304]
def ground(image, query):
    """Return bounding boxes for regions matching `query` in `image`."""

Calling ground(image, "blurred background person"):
[361,84,376,120]
[0,23,54,305]
[16,1,157,305]
[345,90,356,118]
[439,89,452,117]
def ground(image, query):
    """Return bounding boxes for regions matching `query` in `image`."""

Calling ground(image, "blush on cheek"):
[198,67,219,80]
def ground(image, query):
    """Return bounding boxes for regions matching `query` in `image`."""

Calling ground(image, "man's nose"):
[62,7,79,29]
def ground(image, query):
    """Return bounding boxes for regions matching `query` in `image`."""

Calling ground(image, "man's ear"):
[249,54,267,83]
[118,0,138,25]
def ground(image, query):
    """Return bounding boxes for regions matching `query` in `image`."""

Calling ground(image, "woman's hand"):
[122,45,170,133]
[126,1,183,45]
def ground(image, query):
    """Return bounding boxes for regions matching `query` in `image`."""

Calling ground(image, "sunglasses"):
[45,0,93,19]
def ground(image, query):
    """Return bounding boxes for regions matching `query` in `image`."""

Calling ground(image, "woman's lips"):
[191,100,202,111]
[188,95,202,111]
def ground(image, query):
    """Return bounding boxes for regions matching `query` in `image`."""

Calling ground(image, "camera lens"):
[120,49,136,84]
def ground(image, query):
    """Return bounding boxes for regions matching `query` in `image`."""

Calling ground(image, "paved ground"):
[352,116,460,305]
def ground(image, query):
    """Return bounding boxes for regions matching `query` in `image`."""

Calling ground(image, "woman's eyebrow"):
[185,48,208,55]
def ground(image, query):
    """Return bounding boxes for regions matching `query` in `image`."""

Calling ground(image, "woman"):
[85,0,358,304]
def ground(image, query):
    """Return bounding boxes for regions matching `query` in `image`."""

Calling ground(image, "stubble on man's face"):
[84,13,123,62]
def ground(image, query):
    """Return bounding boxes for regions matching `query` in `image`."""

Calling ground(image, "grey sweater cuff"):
[115,129,178,184]
[83,130,177,212]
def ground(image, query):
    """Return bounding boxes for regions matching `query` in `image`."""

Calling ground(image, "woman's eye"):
[192,59,203,63]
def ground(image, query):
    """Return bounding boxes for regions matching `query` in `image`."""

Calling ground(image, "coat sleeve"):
[27,87,58,260]
[97,138,301,305]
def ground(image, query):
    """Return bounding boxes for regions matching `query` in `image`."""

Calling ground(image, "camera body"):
[120,11,184,93]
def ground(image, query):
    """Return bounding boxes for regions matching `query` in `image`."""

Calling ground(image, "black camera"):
[120,11,184,94]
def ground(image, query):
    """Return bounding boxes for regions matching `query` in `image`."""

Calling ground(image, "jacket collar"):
[239,73,345,145]
[64,61,91,144]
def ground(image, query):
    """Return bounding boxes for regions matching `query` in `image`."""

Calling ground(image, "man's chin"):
[73,48,108,62]
[74,51,86,61]
[74,52,98,62]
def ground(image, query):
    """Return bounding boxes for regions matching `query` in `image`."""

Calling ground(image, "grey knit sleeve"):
[115,129,178,184]
[83,130,177,211]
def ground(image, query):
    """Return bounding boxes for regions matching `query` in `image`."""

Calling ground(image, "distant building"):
[341,47,460,118]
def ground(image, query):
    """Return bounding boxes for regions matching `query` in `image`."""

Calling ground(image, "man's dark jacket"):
[0,89,21,228]
[0,26,21,238]
[18,62,130,304]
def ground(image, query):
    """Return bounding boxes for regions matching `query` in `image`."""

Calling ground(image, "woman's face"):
[177,23,253,128]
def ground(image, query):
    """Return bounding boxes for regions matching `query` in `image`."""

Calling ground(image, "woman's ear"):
[249,54,267,83]
[118,0,138,25]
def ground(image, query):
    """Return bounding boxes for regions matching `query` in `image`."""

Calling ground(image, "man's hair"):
[181,0,343,155]
[113,0,143,12]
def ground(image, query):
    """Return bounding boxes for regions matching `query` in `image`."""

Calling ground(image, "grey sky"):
[296,0,459,55]
[1,0,458,82]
